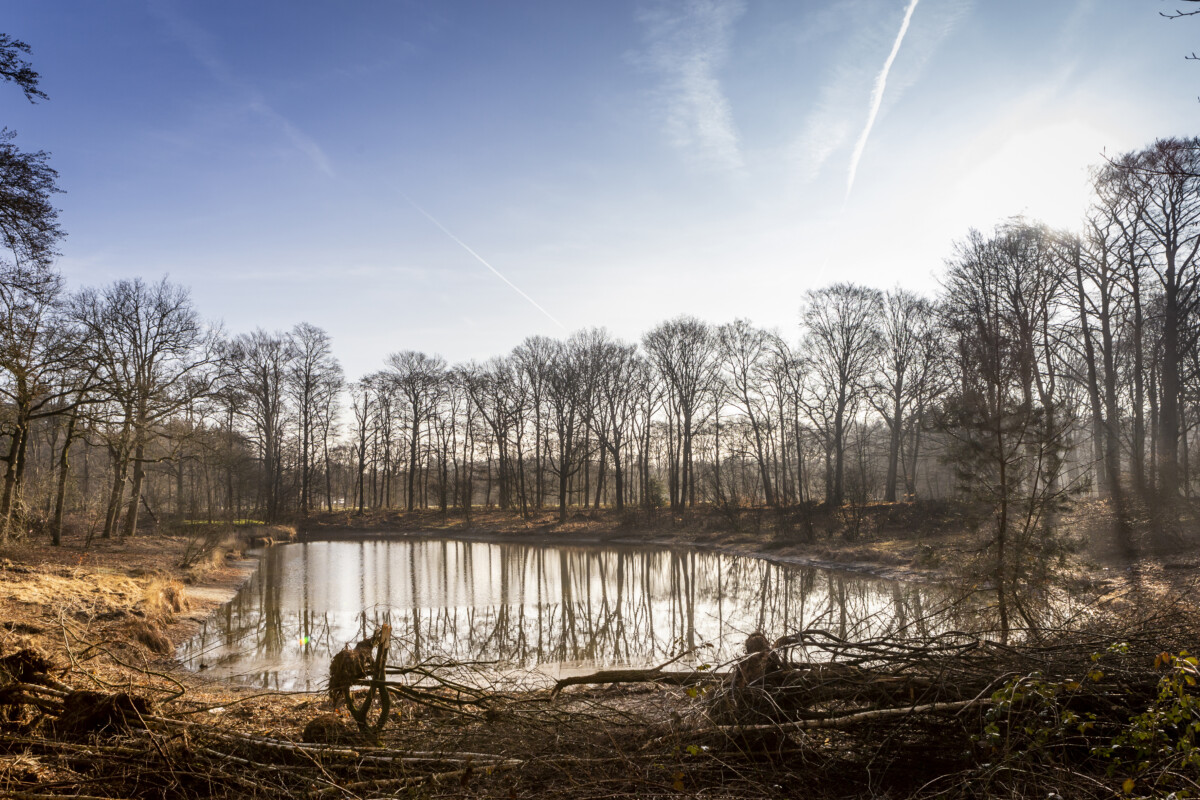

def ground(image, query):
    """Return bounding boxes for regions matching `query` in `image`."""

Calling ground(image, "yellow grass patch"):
[141,577,189,621]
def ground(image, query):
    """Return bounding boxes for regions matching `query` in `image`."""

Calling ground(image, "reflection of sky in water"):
[178,539,944,691]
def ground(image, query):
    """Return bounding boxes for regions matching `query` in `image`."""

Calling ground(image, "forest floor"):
[0,506,1196,797]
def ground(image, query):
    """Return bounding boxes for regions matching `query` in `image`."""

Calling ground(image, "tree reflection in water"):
[178,539,952,690]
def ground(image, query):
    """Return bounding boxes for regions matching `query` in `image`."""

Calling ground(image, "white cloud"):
[635,0,746,172]
[791,0,966,188]
[845,0,920,201]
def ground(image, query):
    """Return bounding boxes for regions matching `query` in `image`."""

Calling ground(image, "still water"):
[179,538,943,690]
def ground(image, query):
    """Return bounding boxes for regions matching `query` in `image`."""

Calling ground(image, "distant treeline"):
[2,137,1200,578]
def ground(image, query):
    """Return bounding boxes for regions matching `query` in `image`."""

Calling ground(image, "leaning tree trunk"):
[0,420,26,545]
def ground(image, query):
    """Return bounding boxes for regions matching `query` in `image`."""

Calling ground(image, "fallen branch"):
[715,697,989,733]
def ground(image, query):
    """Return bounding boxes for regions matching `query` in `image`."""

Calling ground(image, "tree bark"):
[51,414,78,546]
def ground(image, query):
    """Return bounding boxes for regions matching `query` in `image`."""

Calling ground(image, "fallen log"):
[552,667,713,696]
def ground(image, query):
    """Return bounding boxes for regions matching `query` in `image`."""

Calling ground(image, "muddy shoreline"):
[170,555,260,645]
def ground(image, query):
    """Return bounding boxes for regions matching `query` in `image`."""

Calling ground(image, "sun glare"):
[954,118,1111,232]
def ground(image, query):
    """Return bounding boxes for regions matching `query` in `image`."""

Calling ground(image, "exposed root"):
[54,690,153,737]
[0,648,53,684]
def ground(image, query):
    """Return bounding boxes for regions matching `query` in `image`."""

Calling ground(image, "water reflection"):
[179,539,946,690]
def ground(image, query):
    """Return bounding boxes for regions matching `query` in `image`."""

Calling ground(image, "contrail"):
[403,195,567,331]
[845,0,919,202]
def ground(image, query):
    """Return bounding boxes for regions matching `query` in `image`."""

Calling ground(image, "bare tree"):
[0,34,58,290]
[512,336,554,509]
[229,330,295,523]
[643,317,719,510]
[1121,138,1200,499]
[941,229,1074,642]
[868,290,938,503]
[583,332,640,510]
[0,130,61,282]
[289,322,340,516]
[384,351,446,511]
[0,273,92,541]
[1068,161,1151,540]
[313,359,344,513]
[349,378,373,515]
[72,278,216,537]
[718,319,777,507]
[801,284,882,506]
[49,369,95,545]
[544,336,591,523]
[462,357,524,512]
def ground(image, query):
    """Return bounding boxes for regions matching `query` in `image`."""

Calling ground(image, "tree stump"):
[342,624,391,734]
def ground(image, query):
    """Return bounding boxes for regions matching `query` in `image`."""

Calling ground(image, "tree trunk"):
[103,448,127,540]
[0,420,26,544]
[407,415,419,511]
[832,399,846,506]
[1160,279,1182,499]
[884,392,903,503]
[1131,269,1147,496]
[51,415,78,546]
[122,440,145,537]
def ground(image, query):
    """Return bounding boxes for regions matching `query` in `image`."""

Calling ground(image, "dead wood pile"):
[0,607,1194,799]
[546,607,1199,798]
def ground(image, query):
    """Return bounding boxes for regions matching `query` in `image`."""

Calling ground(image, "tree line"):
[3,40,1200,563]
[7,142,1200,544]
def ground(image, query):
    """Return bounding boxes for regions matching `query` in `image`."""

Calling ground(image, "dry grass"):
[141,576,190,620]
[0,529,251,680]
[127,618,172,654]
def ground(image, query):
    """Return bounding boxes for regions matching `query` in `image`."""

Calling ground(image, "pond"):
[178,537,946,690]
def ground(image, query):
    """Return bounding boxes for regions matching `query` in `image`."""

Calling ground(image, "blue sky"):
[5,1,1199,379]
